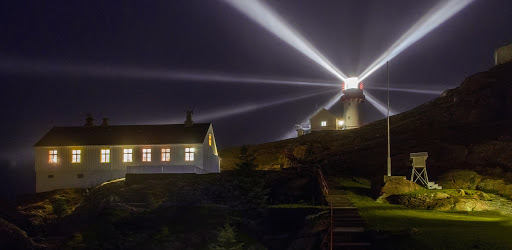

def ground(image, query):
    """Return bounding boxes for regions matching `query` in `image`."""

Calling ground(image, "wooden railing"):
[313,165,332,250]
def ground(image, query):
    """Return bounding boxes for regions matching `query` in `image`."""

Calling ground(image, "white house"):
[34,113,220,192]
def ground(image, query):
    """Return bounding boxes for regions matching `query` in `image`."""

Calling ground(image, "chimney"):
[84,113,94,127]
[184,110,194,127]
[101,118,109,126]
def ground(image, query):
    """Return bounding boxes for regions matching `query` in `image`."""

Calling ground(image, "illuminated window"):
[321,121,327,127]
[142,148,151,162]
[72,150,81,163]
[161,148,170,162]
[101,149,110,163]
[209,134,212,146]
[123,149,133,162]
[185,148,195,161]
[49,150,57,163]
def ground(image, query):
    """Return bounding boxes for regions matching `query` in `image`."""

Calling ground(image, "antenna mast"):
[387,61,392,176]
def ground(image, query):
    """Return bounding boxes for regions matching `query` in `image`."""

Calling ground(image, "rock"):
[438,170,482,189]
[454,199,488,212]
[0,218,38,249]
[381,178,424,196]
[434,192,450,199]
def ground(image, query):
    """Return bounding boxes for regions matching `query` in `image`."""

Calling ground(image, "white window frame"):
[185,148,195,161]
[161,148,170,162]
[101,149,110,163]
[72,149,81,163]
[123,149,133,162]
[49,150,58,163]
[321,121,327,127]
[142,148,151,162]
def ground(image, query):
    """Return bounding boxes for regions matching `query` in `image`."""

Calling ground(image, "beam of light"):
[0,59,340,88]
[365,86,443,95]
[223,0,348,82]
[364,91,397,117]
[358,0,473,82]
[152,89,336,124]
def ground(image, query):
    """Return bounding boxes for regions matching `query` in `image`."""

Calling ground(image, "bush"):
[209,223,244,250]
[51,196,69,217]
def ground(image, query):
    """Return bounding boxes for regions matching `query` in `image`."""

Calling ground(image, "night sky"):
[1,0,512,172]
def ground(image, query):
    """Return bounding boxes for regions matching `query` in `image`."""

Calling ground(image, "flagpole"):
[387,61,391,176]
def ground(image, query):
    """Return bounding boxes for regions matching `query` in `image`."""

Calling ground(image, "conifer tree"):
[209,223,244,250]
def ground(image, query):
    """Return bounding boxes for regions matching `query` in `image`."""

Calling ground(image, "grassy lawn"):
[336,177,512,250]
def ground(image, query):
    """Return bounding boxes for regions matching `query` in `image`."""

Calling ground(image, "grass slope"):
[338,177,512,249]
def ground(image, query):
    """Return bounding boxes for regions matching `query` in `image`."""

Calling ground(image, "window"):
[48,175,54,178]
[77,174,84,178]
[72,150,81,163]
[185,148,195,161]
[209,134,212,146]
[123,149,133,162]
[348,115,351,120]
[142,148,151,162]
[321,121,327,127]
[101,149,110,163]
[49,150,57,163]
[161,148,170,162]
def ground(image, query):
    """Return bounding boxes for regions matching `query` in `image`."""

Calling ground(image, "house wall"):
[202,125,220,173]
[310,110,338,131]
[495,43,512,65]
[35,143,210,192]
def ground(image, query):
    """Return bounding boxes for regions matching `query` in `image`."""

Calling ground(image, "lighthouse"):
[340,77,365,129]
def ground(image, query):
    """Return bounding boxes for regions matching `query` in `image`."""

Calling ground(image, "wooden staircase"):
[327,190,371,249]
[313,166,372,249]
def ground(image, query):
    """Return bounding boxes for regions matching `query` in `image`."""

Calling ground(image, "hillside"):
[220,61,512,179]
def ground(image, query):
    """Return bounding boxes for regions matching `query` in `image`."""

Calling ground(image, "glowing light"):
[364,91,397,116]
[365,86,443,95]
[0,59,339,88]
[338,120,344,126]
[344,77,360,90]
[185,148,195,161]
[358,0,473,82]
[223,0,348,82]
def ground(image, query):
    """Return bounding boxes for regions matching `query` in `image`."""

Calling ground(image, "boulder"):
[454,199,489,212]
[0,218,37,249]
[438,170,482,189]
[377,178,424,202]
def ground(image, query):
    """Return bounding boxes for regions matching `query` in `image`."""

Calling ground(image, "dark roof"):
[34,123,211,147]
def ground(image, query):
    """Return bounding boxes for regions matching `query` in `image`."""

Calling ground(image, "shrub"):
[209,223,244,250]
[51,197,69,217]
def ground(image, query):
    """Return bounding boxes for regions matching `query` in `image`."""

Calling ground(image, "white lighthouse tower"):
[340,77,365,129]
